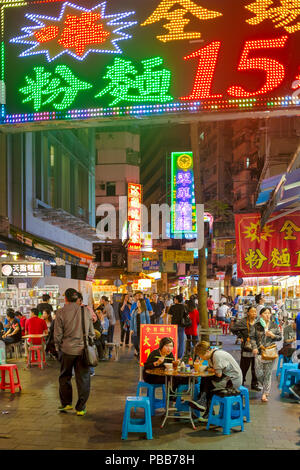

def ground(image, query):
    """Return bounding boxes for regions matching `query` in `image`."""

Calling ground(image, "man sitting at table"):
[186,341,243,422]
[25,308,48,357]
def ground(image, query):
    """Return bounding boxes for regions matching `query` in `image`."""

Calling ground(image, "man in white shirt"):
[216,303,229,322]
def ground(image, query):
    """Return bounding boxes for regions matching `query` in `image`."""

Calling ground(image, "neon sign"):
[1,0,299,125]
[128,182,142,252]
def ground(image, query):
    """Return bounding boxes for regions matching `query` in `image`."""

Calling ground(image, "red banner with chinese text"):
[139,324,178,366]
[235,212,300,278]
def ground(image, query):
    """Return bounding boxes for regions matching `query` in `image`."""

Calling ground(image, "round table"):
[145,367,215,429]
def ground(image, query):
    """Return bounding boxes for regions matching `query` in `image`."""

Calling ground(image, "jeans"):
[185,335,198,355]
[120,321,130,345]
[59,352,90,412]
[178,326,185,359]
[107,325,115,353]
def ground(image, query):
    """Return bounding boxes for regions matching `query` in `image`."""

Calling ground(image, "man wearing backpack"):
[168,295,188,359]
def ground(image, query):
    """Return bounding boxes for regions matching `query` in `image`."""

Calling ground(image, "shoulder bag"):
[181,306,192,328]
[260,344,278,361]
[81,306,98,367]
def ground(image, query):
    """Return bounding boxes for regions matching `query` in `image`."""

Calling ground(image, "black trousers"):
[199,376,233,411]
[120,321,130,344]
[59,353,90,412]
[240,355,258,386]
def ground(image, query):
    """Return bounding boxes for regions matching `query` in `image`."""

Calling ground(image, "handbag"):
[261,344,278,361]
[243,320,253,353]
[181,307,192,328]
[81,307,99,367]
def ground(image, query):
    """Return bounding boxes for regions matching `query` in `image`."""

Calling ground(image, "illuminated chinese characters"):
[246,0,300,34]
[235,213,300,277]
[140,324,178,366]
[128,183,142,252]
[141,0,222,42]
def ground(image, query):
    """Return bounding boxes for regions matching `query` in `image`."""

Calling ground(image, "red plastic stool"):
[222,323,230,335]
[211,318,216,327]
[27,345,46,369]
[0,364,22,393]
[208,319,212,328]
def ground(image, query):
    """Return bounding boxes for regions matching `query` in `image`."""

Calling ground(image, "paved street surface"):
[0,331,299,450]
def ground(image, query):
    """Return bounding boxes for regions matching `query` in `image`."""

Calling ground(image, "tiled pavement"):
[0,331,299,450]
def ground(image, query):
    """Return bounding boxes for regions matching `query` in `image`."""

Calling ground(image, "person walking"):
[101,296,116,357]
[54,288,95,416]
[230,306,261,391]
[168,295,187,359]
[207,296,215,319]
[251,307,282,402]
[118,294,131,346]
[150,293,165,325]
[130,299,150,356]
[185,299,199,356]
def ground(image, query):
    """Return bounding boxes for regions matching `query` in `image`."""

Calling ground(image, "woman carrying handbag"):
[250,307,282,402]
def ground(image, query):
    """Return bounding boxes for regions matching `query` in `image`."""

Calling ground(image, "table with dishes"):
[145,364,215,429]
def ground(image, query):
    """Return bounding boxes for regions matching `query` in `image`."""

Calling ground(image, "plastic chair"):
[136,381,166,416]
[0,364,22,393]
[206,394,244,435]
[276,354,292,377]
[279,363,298,390]
[122,396,152,440]
[281,369,300,398]
[239,386,250,422]
[0,348,6,365]
[27,345,46,369]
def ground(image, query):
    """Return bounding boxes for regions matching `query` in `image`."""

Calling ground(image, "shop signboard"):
[128,183,142,252]
[235,212,300,277]
[171,151,196,236]
[140,324,178,366]
[142,260,160,271]
[127,251,142,273]
[2,0,299,127]
[163,249,194,264]
[1,262,44,277]
[86,261,98,281]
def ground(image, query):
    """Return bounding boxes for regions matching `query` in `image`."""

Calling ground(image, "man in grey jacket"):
[54,288,95,416]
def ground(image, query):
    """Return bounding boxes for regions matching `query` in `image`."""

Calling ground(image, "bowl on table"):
[164,363,173,373]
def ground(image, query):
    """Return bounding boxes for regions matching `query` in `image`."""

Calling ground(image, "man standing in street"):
[168,295,186,359]
[54,288,95,416]
[101,296,116,357]
[207,295,215,319]
[150,293,165,324]
[37,294,53,317]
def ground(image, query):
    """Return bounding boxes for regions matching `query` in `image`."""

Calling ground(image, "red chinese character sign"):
[235,212,300,277]
[128,182,142,252]
[1,0,300,125]
[140,324,178,366]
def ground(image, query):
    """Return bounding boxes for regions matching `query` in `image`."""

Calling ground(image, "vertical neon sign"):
[171,151,196,236]
[128,182,142,251]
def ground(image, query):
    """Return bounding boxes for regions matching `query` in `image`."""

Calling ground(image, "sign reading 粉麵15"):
[235,212,300,278]
[1,0,300,125]
[171,151,196,236]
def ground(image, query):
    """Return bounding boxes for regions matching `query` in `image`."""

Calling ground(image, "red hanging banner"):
[235,212,300,278]
[139,324,178,367]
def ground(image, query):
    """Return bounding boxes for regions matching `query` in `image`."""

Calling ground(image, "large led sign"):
[1,0,300,124]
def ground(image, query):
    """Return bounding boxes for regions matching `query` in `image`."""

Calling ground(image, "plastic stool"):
[276,354,292,377]
[27,345,46,369]
[281,369,300,398]
[222,323,230,335]
[0,348,6,365]
[239,386,250,422]
[206,394,244,435]
[122,396,152,440]
[279,363,298,390]
[0,364,22,393]
[136,381,165,416]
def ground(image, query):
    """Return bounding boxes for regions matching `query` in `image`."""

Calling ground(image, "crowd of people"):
[0,288,299,418]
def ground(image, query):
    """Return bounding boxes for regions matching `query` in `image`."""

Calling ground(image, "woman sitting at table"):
[143,337,188,393]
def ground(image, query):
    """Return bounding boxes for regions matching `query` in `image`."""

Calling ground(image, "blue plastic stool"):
[279,363,298,390]
[276,355,292,377]
[239,386,250,422]
[206,394,244,435]
[121,396,152,440]
[175,383,200,417]
[136,381,166,416]
[281,369,300,398]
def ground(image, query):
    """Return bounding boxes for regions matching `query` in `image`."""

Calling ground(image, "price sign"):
[140,324,178,366]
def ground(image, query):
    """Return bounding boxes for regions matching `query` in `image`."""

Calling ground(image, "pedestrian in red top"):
[185,299,200,355]
[25,308,48,345]
[207,295,215,319]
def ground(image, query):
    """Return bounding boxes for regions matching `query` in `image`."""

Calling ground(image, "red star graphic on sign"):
[57,12,110,56]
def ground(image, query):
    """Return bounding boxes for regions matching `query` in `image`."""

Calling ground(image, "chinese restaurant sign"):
[163,249,194,264]
[140,324,178,366]
[235,212,300,277]
[128,182,142,252]
[1,0,300,125]
[1,262,44,277]
[171,151,197,236]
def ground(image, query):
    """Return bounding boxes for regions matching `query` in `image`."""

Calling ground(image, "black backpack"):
[181,306,192,328]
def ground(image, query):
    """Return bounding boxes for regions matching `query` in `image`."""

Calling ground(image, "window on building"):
[106,182,116,196]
